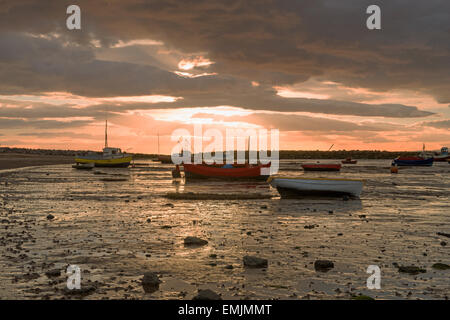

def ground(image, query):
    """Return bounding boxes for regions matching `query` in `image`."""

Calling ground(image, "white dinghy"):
[268,176,364,198]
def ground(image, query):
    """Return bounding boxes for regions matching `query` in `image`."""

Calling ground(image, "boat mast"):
[104,119,108,148]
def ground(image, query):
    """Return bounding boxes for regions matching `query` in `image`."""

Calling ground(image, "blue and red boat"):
[393,156,434,166]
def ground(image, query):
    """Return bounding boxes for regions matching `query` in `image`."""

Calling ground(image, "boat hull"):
[433,155,450,162]
[183,163,270,180]
[342,160,357,164]
[72,163,94,170]
[269,177,363,198]
[393,157,433,166]
[302,164,342,171]
[157,155,173,164]
[74,156,132,167]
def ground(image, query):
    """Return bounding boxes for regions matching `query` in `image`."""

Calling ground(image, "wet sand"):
[0,153,74,171]
[0,160,449,300]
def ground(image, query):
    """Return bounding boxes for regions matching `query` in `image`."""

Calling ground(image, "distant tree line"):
[0,147,419,160]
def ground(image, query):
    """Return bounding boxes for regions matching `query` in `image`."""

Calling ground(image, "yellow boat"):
[74,120,133,167]
[75,148,132,167]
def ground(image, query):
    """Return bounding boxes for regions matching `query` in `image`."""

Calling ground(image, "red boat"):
[183,163,271,180]
[301,163,342,171]
[341,158,357,164]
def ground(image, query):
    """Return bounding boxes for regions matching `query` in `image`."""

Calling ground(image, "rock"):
[142,272,161,293]
[314,260,334,272]
[243,255,268,268]
[46,214,54,220]
[440,241,447,246]
[260,205,268,209]
[437,232,450,238]
[193,289,222,300]
[45,269,61,278]
[328,210,334,214]
[225,265,234,270]
[432,263,450,270]
[146,218,151,223]
[397,266,426,275]
[184,236,208,246]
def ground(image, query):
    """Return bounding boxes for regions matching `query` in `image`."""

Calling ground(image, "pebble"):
[141,272,161,293]
[45,269,61,278]
[314,260,334,272]
[184,236,208,246]
[397,266,426,275]
[243,255,268,268]
[193,289,222,300]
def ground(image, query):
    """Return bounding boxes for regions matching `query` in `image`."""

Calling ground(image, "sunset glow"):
[0,2,448,154]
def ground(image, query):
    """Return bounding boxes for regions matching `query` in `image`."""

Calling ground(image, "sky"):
[0,0,449,154]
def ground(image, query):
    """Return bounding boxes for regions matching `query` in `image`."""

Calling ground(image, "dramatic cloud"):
[421,120,450,129]
[0,1,448,151]
[0,33,434,118]
[1,1,449,101]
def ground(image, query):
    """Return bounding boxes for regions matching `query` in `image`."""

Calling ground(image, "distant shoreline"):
[0,147,425,163]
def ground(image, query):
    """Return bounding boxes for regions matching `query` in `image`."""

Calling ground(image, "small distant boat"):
[268,176,363,198]
[433,147,450,162]
[341,158,357,164]
[75,148,133,167]
[74,120,132,167]
[183,162,271,180]
[394,143,434,166]
[72,163,94,170]
[302,163,341,171]
[393,156,433,167]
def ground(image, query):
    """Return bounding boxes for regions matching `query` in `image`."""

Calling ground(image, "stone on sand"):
[432,263,450,270]
[314,260,334,272]
[46,214,54,220]
[193,289,222,300]
[184,236,208,246]
[243,255,268,268]
[142,272,162,293]
[397,266,426,275]
[45,269,61,278]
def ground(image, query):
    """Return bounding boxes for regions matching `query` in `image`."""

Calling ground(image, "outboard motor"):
[172,165,181,178]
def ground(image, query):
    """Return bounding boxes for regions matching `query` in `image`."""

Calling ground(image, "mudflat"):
[0,153,74,170]
[0,159,449,299]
